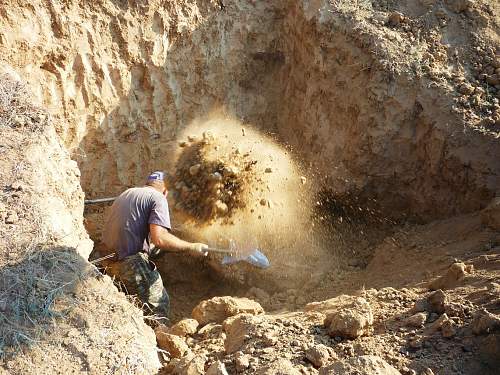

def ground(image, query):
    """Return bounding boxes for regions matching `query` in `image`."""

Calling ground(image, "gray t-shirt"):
[102,187,171,260]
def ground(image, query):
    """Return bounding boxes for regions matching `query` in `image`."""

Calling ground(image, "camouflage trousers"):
[104,252,170,317]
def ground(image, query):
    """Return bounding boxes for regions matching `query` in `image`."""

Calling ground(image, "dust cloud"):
[167,112,328,283]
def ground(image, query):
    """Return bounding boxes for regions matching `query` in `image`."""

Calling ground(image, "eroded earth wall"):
[0,0,498,221]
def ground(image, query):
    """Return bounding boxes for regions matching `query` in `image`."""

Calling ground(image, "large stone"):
[179,355,206,375]
[169,319,199,337]
[319,355,401,375]
[192,296,264,325]
[481,197,500,230]
[324,297,373,339]
[411,290,449,315]
[166,353,207,375]
[441,319,457,338]
[154,328,189,358]
[428,263,471,290]
[428,313,451,334]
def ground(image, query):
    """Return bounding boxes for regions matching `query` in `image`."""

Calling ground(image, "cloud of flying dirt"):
[166,111,328,287]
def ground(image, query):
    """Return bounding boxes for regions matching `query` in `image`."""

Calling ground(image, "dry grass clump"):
[0,247,92,357]
[0,73,49,133]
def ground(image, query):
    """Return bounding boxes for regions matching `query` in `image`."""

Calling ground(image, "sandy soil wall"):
[0,0,498,222]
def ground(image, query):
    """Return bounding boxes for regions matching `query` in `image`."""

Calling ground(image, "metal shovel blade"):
[220,248,270,269]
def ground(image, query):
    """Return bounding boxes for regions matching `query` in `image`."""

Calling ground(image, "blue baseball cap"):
[147,171,165,181]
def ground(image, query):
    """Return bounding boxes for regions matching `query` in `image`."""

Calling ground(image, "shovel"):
[149,241,270,269]
[205,245,270,269]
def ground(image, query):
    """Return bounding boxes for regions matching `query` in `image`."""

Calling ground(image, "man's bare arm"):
[150,224,207,253]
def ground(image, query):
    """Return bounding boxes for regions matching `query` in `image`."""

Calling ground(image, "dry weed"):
[0,247,94,357]
[0,73,49,133]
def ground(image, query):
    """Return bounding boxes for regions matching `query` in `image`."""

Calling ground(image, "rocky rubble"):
[168,319,200,337]
[305,344,332,368]
[155,330,190,359]
[0,1,498,374]
[158,282,492,374]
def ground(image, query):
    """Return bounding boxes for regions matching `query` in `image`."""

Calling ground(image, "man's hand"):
[187,242,208,255]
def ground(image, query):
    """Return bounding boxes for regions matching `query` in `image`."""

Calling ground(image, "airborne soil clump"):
[171,131,257,224]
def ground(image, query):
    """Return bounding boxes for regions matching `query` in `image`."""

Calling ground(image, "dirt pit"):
[85,113,343,320]
[2,0,498,373]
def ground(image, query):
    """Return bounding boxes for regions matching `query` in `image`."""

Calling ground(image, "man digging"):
[98,171,208,317]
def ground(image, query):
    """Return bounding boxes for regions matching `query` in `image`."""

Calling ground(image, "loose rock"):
[181,355,206,375]
[428,262,470,290]
[305,344,331,368]
[427,290,447,314]
[169,319,199,337]
[223,314,261,354]
[428,313,452,334]
[405,312,427,328]
[206,361,229,375]
[324,297,373,339]
[257,358,301,375]
[192,296,263,325]
[441,318,457,338]
[154,328,189,358]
